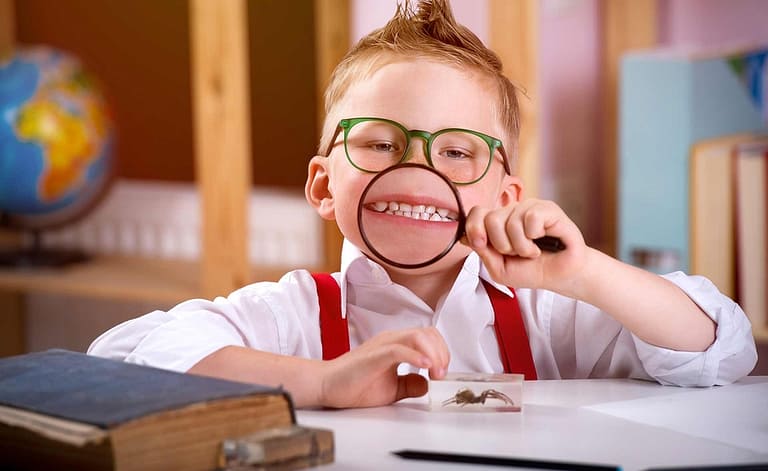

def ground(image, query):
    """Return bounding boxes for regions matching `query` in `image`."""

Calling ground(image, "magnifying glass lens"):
[358,165,464,269]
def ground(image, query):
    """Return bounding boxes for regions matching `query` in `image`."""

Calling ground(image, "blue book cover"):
[0,349,293,428]
[618,47,767,273]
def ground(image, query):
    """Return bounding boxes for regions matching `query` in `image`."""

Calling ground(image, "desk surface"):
[297,377,768,471]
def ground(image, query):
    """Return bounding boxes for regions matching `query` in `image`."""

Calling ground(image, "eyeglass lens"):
[345,120,492,184]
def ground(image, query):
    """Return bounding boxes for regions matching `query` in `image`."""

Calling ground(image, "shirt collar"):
[339,239,384,319]
[337,239,514,318]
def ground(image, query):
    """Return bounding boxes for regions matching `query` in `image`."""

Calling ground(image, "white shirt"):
[89,241,757,386]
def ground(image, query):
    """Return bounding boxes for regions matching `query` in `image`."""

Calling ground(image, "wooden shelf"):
[0,256,301,304]
[0,257,198,304]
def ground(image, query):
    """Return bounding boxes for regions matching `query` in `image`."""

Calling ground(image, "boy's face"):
[306,60,522,272]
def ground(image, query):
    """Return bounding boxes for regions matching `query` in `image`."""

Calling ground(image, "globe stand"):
[0,231,90,268]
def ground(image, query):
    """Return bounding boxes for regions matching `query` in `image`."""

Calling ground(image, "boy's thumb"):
[395,373,428,401]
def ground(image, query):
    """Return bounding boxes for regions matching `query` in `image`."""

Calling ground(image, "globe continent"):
[0,46,114,230]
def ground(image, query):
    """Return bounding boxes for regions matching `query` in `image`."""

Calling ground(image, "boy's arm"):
[561,248,715,351]
[189,327,449,408]
[467,199,716,352]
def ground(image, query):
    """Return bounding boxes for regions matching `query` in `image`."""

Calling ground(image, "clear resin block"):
[428,372,523,412]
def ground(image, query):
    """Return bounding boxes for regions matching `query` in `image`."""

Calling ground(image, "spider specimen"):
[441,388,515,407]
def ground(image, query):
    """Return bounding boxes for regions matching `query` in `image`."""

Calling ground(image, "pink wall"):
[659,0,768,49]
[539,0,601,244]
[351,0,488,45]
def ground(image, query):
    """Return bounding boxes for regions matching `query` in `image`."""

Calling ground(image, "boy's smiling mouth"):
[365,200,458,222]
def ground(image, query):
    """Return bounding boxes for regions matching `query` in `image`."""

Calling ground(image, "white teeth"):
[372,201,388,212]
[368,201,455,222]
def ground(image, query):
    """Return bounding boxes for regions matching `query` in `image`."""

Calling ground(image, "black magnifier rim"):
[357,163,466,270]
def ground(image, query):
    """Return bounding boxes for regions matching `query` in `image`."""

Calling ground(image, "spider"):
[441,388,515,407]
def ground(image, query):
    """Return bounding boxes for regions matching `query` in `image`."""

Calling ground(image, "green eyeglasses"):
[322,117,511,185]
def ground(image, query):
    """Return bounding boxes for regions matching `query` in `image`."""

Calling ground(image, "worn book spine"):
[219,425,334,471]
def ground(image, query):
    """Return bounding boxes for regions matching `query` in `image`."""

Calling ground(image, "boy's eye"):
[440,148,474,160]
[370,141,400,153]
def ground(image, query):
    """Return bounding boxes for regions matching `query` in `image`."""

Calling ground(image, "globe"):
[0,46,114,266]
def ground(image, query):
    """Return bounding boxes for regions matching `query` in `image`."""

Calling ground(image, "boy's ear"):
[499,174,524,207]
[305,156,336,220]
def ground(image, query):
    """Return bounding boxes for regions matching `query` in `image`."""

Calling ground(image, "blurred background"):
[0,0,766,373]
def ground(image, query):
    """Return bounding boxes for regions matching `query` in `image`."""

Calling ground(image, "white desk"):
[297,377,768,470]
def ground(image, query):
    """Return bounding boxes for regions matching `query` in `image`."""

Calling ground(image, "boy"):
[89,0,757,408]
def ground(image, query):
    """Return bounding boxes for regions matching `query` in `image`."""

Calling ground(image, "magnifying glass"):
[357,163,565,269]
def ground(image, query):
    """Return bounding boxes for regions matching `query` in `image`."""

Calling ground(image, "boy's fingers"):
[428,366,447,380]
[397,327,450,373]
[423,327,451,372]
[395,373,428,401]
[506,213,540,258]
[365,343,432,371]
[464,206,490,249]
[522,200,562,239]
[484,209,516,254]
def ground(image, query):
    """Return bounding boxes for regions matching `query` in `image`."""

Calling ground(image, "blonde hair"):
[318,0,520,169]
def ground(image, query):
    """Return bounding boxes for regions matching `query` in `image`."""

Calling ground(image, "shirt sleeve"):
[87,270,323,373]
[544,272,757,386]
[631,271,758,386]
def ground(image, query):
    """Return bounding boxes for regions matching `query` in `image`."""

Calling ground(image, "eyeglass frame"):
[320,117,512,185]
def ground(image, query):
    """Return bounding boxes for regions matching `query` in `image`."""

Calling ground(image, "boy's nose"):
[404,138,430,166]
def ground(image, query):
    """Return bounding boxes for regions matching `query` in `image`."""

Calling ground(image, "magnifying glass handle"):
[533,236,566,252]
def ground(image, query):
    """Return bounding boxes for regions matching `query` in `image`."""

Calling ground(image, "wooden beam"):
[314,0,350,272]
[189,0,253,298]
[489,0,540,198]
[599,0,657,256]
[0,291,24,357]
[0,0,14,60]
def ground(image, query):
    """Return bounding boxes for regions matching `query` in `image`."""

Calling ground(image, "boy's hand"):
[465,198,588,294]
[317,327,449,408]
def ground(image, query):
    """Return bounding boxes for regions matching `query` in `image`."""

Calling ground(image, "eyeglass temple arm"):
[321,125,344,157]
[498,146,512,176]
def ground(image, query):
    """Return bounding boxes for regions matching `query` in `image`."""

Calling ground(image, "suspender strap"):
[312,272,537,379]
[312,273,350,360]
[482,280,538,380]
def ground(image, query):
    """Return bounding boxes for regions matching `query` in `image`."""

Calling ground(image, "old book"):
[733,140,768,333]
[688,133,762,297]
[0,349,333,471]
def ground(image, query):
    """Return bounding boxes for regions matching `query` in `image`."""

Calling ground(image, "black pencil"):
[392,449,621,470]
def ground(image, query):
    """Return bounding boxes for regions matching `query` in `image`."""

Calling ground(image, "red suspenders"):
[311,273,538,380]
[314,273,350,362]
[481,280,538,380]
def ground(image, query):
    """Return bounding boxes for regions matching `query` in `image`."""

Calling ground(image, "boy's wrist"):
[553,246,608,301]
